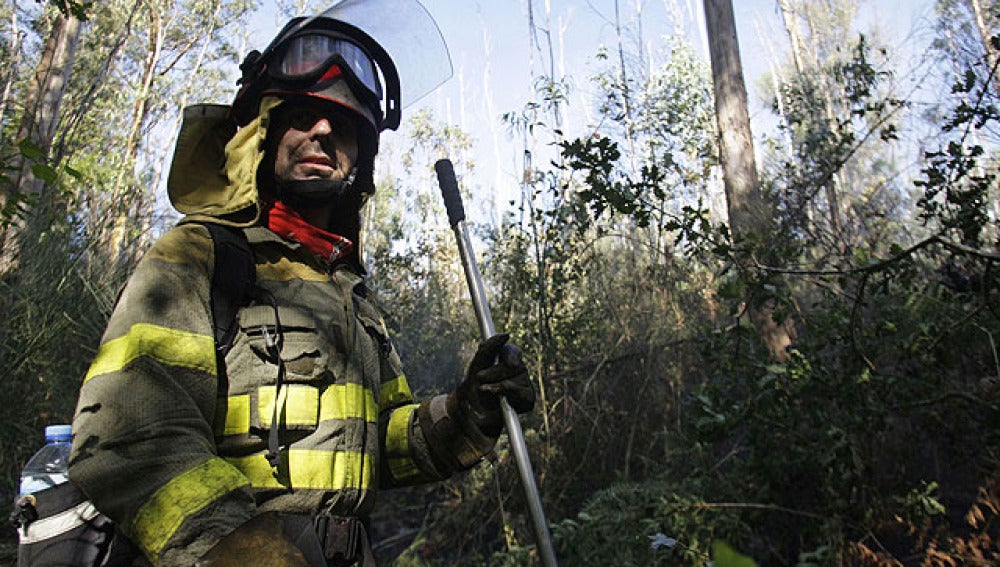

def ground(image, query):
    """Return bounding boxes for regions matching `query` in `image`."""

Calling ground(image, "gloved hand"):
[454,334,535,437]
[197,513,311,567]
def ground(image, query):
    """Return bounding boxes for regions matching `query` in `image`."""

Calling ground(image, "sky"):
[250,0,941,209]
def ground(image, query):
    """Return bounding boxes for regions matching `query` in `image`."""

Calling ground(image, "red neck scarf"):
[265,200,355,264]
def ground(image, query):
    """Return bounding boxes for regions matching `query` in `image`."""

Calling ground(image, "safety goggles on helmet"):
[231,0,452,133]
[272,32,382,103]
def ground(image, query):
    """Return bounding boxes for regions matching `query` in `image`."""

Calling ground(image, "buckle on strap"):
[317,516,369,565]
[283,514,374,567]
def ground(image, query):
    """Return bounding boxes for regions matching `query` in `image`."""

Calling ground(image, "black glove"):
[456,334,535,437]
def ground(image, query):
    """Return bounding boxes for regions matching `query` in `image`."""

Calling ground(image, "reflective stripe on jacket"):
[215,226,444,514]
[69,223,448,567]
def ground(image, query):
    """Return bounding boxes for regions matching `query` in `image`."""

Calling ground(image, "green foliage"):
[49,0,92,21]
[552,482,741,565]
[366,108,476,393]
[763,33,906,256]
[1,3,999,567]
[0,210,131,528]
[0,143,36,230]
[559,134,666,228]
[408,8,1000,567]
[915,140,993,246]
[570,37,718,233]
[915,52,999,247]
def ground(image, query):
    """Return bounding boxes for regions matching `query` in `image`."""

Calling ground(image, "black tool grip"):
[435,159,465,226]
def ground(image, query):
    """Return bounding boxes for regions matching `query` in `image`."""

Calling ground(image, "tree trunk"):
[109,2,163,268]
[970,0,1000,96]
[1,11,82,274]
[776,0,808,73]
[702,0,767,238]
[702,0,794,360]
[777,0,848,257]
[614,0,638,174]
[0,8,23,130]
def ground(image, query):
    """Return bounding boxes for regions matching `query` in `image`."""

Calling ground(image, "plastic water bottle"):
[19,424,72,496]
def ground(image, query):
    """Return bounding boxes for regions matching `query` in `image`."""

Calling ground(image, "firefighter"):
[68,2,534,565]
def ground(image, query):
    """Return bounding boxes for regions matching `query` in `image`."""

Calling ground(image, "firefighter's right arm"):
[68,224,261,566]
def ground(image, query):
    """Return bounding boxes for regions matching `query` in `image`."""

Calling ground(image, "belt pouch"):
[13,482,115,567]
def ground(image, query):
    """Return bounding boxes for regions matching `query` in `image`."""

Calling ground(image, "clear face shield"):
[241,0,453,131]
[316,0,452,123]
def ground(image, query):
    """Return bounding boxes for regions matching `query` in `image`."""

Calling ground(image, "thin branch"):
[926,300,990,355]
[581,333,627,400]
[55,0,142,162]
[850,270,876,371]
[959,42,1000,145]
[694,501,825,520]
[756,234,1000,277]
[893,390,998,411]
[975,324,1000,377]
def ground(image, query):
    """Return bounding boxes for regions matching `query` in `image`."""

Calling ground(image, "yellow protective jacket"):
[69,100,494,566]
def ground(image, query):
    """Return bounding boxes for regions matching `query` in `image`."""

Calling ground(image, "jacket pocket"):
[241,304,327,382]
[224,304,330,433]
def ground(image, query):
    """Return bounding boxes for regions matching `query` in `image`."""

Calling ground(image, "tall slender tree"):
[1,7,81,273]
[703,0,794,360]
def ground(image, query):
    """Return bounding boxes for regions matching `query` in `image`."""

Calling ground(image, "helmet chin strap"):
[274,167,359,207]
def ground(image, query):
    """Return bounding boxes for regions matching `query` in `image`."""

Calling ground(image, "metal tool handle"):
[435,159,558,567]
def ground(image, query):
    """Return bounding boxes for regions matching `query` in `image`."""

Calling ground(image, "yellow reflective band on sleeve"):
[84,323,216,384]
[215,394,250,436]
[258,385,319,427]
[224,449,373,491]
[380,375,412,408]
[386,404,421,482]
[131,457,248,561]
[319,383,377,423]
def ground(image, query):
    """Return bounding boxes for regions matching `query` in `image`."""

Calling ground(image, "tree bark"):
[0,8,23,130]
[703,0,794,360]
[108,1,164,268]
[1,11,82,274]
[702,0,767,239]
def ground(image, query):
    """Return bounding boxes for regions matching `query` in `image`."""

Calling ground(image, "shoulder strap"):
[202,222,289,469]
[203,223,256,362]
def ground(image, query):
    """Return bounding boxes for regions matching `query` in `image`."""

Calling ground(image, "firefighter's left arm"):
[376,340,454,488]
[378,335,535,487]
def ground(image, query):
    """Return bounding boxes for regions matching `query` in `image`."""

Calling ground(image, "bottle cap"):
[44,424,72,442]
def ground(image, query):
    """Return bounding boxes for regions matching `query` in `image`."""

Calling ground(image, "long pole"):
[435,159,558,567]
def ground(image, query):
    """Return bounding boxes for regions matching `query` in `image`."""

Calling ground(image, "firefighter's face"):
[272,100,358,183]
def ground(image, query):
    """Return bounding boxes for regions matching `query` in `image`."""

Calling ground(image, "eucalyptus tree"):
[55,0,255,266]
[555,10,730,360]
[935,0,999,108]
[488,0,731,521]
[0,3,82,273]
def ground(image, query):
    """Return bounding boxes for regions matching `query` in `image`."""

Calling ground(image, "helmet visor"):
[317,0,452,110]
[274,33,382,100]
